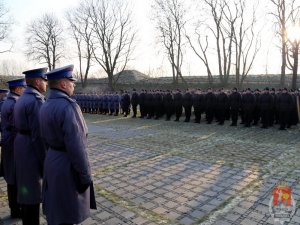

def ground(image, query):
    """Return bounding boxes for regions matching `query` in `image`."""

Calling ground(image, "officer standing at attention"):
[0,89,9,179]
[13,68,48,225]
[39,65,96,225]
[1,79,26,218]
[131,89,139,118]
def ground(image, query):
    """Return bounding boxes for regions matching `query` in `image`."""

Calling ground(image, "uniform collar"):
[48,88,75,102]
[7,92,20,98]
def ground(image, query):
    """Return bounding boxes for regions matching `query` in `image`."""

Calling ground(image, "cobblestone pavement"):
[1,114,300,225]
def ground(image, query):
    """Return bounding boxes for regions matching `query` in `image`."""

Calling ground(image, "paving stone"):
[1,115,300,225]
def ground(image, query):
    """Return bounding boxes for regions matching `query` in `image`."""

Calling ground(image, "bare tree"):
[231,0,261,86]
[0,1,13,53]
[66,1,94,88]
[270,0,300,87]
[87,0,136,91]
[26,13,64,70]
[188,0,260,86]
[186,32,214,84]
[152,0,187,85]
[286,6,300,89]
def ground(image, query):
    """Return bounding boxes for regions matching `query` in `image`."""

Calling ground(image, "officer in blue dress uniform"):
[13,67,48,225]
[40,65,96,225]
[0,89,9,177]
[0,79,26,218]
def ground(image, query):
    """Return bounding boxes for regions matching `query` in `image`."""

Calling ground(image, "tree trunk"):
[280,40,286,87]
[292,44,299,90]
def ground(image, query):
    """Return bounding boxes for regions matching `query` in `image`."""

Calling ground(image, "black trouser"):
[206,108,214,123]
[7,184,21,216]
[175,106,182,120]
[194,107,202,122]
[261,109,270,127]
[217,108,226,124]
[139,104,145,117]
[21,204,40,225]
[279,110,289,129]
[184,106,191,121]
[132,105,138,117]
[230,109,239,125]
[244,110,253,126]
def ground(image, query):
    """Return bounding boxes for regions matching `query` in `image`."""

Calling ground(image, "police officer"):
[13,68,48,225]
[164,90,173,121]
[131,89,139,118]
[0,89,9,177]
[205,88,216,124]
[242,88,256,127]
[229,87,241,126]
[1,79,26,218]
[40,65,96,225]
[215,88,229,125]
[173,89,183,122]
[277,88,293,130]
[259,87,274,128]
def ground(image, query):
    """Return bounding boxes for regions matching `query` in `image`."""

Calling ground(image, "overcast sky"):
[0,0,296,77]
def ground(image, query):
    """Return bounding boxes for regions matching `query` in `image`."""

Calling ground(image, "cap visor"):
[67,77,77,82]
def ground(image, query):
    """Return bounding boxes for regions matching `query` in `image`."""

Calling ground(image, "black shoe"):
[261,126,267,129]
[166,118,170,121]
[184,119,189,122]
[279,127,286,130]
[10,209,22,219]
[230,123,237,126]
[131,115,136,118]
[174,119,179,122]
[218,122,224,125]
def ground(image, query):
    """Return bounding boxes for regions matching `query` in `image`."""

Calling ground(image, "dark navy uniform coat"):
[39,89,92,225]
[1,93,19,184]
[13,86,46,204]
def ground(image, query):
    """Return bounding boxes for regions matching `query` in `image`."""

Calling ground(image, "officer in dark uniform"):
[13,67,48,225]
[164,90,173,121]
[145,90,154,119]
[277,88,293,130]
[252,89,261,125]
[269,88,276,126]
[192,89,203,123]
[131,89,139,118]
[229,87,241,126]
[153,90,163,119]
[40,65,96,225]
[216,88,229,125]
[0,89,9,177]
[139,90,146,118]
[173,89,183,121]
[1,79,26,218]
[122,91,131,117]
[182,89,193,122]
[259,87,274,128]
[242,88,256,127]
[205,88,216,124]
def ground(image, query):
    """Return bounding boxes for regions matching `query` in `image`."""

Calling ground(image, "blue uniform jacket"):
[13,86,46,204]
[39,89,94,225]
[1,93,19,184]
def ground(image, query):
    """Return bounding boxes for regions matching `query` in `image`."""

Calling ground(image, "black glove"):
[77,182,91,194]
